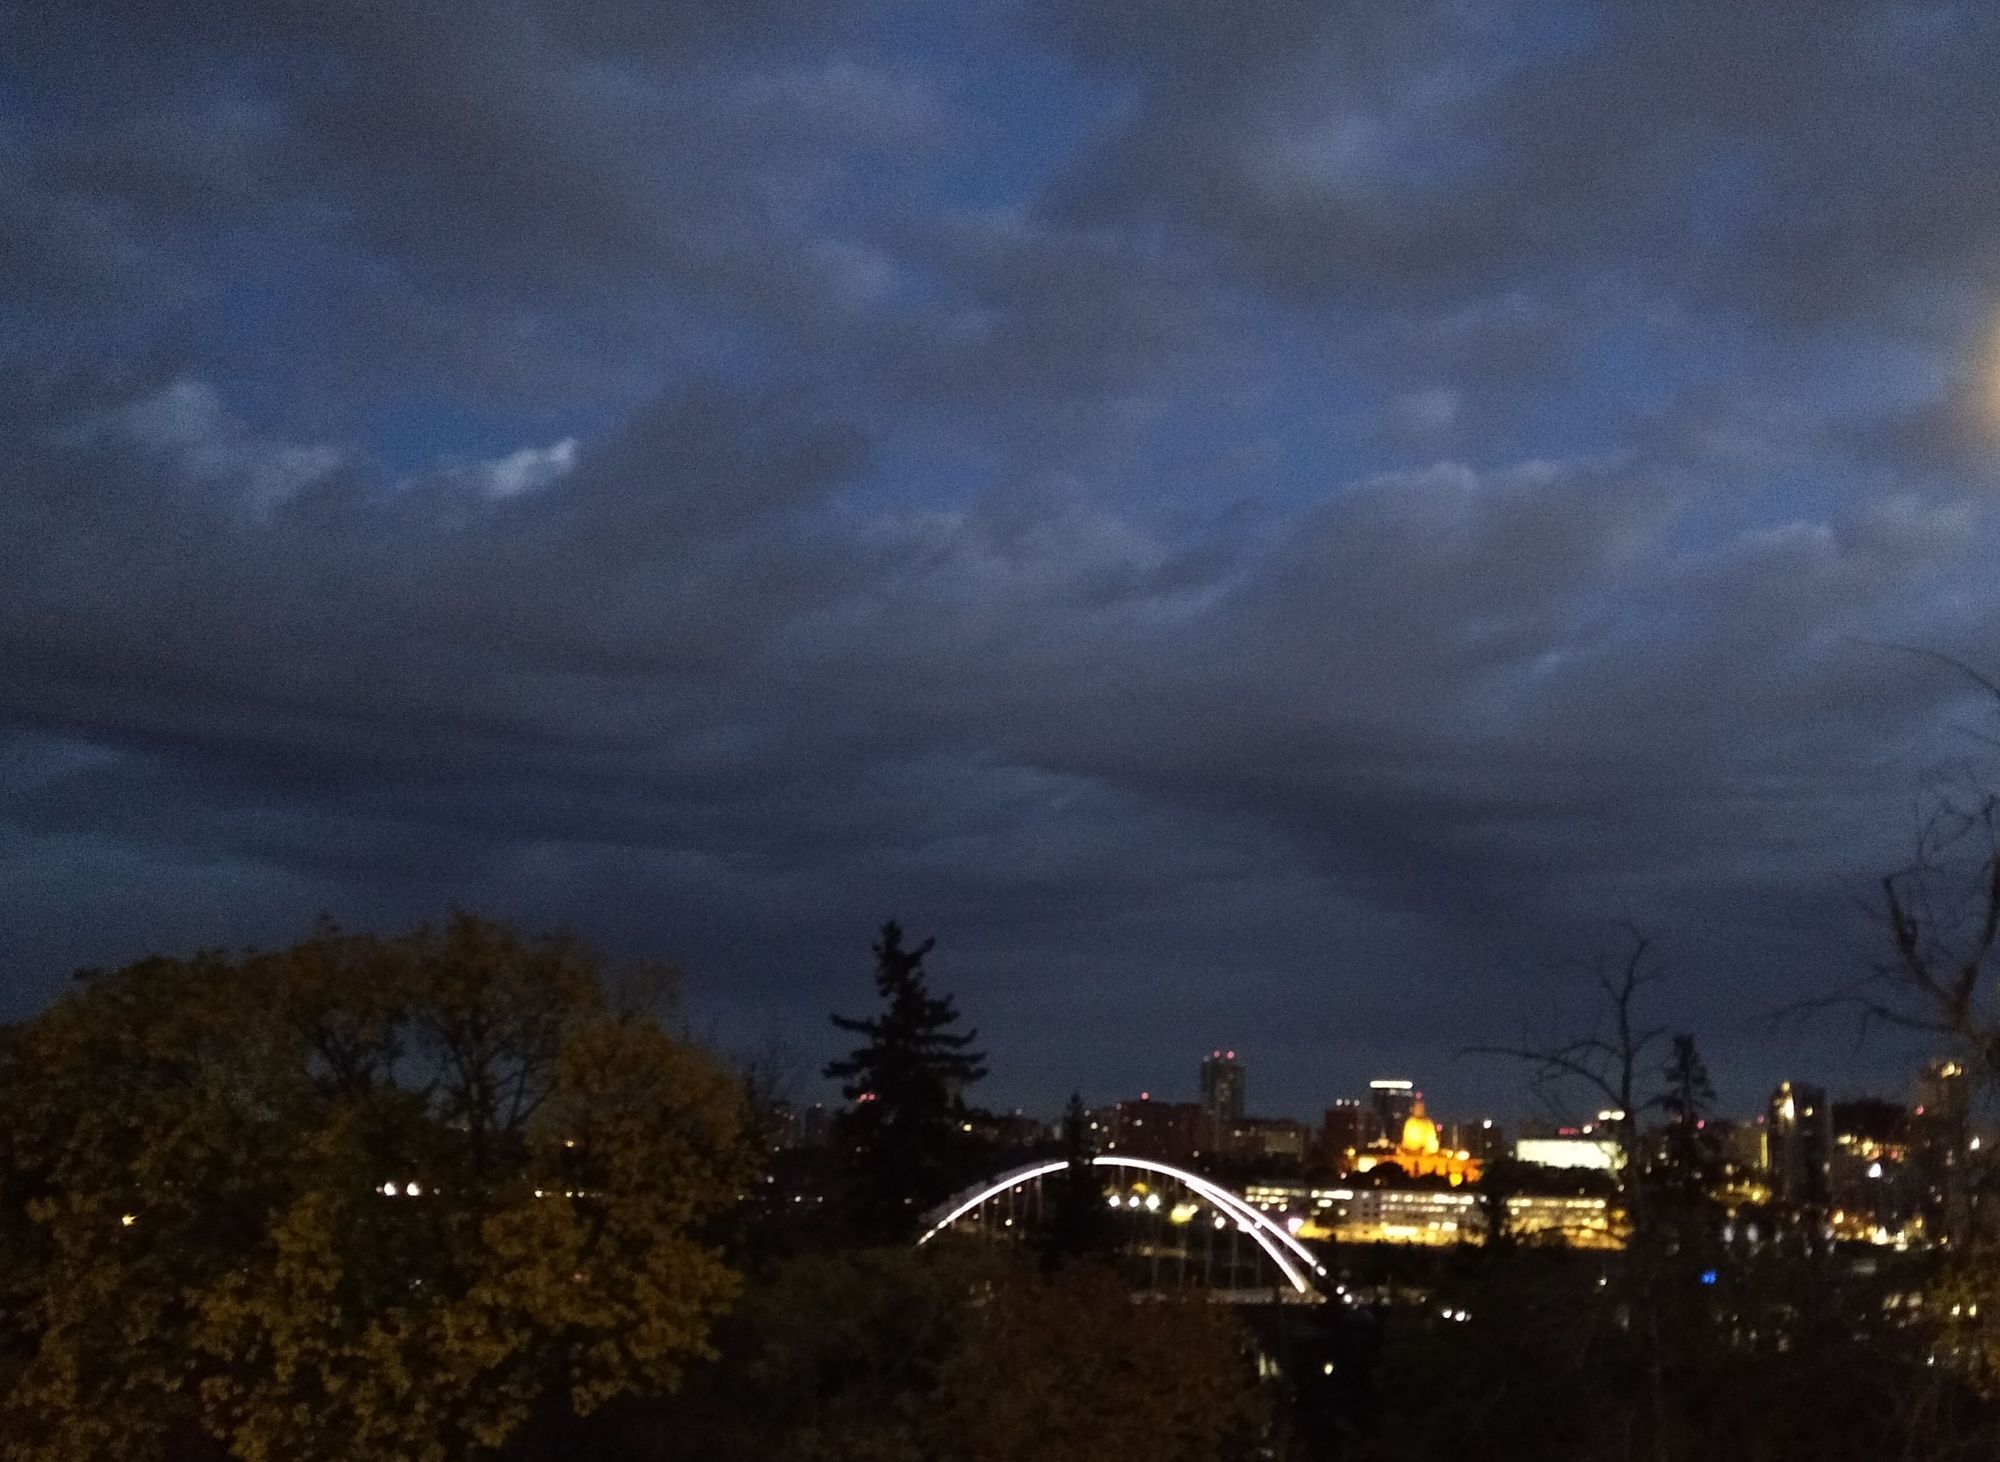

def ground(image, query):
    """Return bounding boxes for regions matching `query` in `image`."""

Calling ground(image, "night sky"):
[7,2,2000,1122]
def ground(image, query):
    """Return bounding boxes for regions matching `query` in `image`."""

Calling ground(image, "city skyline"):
[804,1041,1973,1148]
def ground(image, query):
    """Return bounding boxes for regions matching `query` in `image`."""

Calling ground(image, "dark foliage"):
[1038,1093,1116,1273]
[825,921,987,1240]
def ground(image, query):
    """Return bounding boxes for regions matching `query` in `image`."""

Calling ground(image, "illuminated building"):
[1200,1050,1245,1147]
[1705,1117,1771,1205]
[1443,1118,1503,1163]
[1914,1060,1970,1130]
[1913,1059,1973,1243]
[1514,1134,1621,1171]
[1351,1094,1482,1186]
[1829,1098,1911,1228]
[1240,1180,1617,1249]
[1769,1080,1831,1208]
[1715,1116,1767,1174]
[1368,1079,1416,1145]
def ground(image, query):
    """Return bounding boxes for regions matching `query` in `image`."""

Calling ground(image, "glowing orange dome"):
[1400,1098,1441,1156]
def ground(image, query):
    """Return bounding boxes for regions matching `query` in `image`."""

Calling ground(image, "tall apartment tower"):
[1200,1050,1246,1143]
[1768,1080,1832,1208]
[1913,1058,1973,1242]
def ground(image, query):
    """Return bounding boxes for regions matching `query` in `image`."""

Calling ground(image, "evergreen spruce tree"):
[1651,1033,1722,1224]
[1645,1032,1725,1349]
[825,921,986,1240]
[1040,1093,1117,1272]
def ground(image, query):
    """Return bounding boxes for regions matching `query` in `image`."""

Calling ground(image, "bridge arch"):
[916,1155,1328,1296]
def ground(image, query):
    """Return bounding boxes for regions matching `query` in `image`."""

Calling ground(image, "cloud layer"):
[7,0,2000,1116]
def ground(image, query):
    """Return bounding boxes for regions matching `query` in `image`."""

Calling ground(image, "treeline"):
[1381,930,2000,1461]
[0,915,1268,1461]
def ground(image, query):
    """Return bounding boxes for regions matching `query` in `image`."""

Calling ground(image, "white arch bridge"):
[916,1155,1329,1303]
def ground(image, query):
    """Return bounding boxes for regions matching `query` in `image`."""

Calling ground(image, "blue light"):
[1700,1270,1718,1286]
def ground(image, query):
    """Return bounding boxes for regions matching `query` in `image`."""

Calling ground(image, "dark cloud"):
[6,1,2000,1119]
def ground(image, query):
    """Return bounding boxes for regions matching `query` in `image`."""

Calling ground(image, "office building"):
[1443,1118,1504,1163]
[1240,1180,1617,1249]
[1222,1115,1310,1164]
[1515,1133,1622,1171]
[1321,1100,1365,1170]
[1913,1059,1974,1241]
[1368,1079,1417,1145]
[1100,1094,1205,1165]
[1768,1080,1832,1207]
[1200,1050,1246,1143]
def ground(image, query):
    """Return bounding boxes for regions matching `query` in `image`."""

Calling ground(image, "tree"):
[1648,1033,1722,1235]
[1465,929,1677,1462]
[825,921,986,1239]
[650,1250,1267,1462]
[1039,1094,1115,1272]
[1849,780,2000,1092]
[930,1266,1267,1462]
[1846,660,2000,1071]
[1466,927,1668,1213]
[0,914,755,1462]
[1845,663,2000,1381]
[1470,1154,1531,1251]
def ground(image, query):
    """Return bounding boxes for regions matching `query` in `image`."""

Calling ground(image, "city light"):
[918,1154,1316,1292]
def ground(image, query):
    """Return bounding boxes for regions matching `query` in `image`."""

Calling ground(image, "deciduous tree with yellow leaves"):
[0,914,754,1462]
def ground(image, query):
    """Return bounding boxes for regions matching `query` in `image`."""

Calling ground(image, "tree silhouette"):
[1651,1033,1721,1214]
[1040,1093,1116,1272]
[826,920,986,1239]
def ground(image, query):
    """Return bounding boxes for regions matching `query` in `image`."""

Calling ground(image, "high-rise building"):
[1913,1059,1973,1241]
[1913,1059,1970,1144]
[1321,1100,1365,1170]
[1706,1117,1767,1195]
[1200,1050,1246,1138]
[1768,1081,1831,1208]
[1443,1118,1504,1163]
[1368,1079,1417,1145]
[1828,1098,1911,1231]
